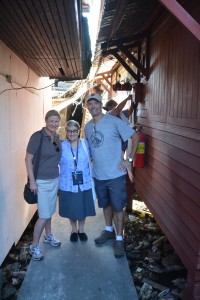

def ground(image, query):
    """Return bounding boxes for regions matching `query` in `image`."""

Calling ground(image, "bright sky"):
[83,0,101,59]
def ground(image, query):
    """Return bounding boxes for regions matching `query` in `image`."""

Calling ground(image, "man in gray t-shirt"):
[85,94,139,258]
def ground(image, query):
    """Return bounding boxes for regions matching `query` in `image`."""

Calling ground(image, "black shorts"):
[94,175,127,212]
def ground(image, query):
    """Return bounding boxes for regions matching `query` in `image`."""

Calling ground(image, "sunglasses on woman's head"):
[53,141,60,152]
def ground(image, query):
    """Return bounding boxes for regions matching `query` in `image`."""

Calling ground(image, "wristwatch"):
[127,157,133,163]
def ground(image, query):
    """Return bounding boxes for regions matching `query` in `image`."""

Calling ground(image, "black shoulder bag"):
[23,132,43,204]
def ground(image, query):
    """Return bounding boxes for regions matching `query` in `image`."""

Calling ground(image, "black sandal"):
[78,232,88,241]
[70,232,78,242]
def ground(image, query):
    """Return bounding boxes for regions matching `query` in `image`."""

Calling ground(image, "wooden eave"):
[158,0,200,41]
[93,0,200,86]
[0,0,89,80]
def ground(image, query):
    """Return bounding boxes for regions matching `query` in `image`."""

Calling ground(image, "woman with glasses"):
[59,120,96,242]
[25,110,62,261]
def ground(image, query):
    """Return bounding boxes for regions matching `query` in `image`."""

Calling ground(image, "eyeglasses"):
[52,141,60,152]
[66,130,79,134]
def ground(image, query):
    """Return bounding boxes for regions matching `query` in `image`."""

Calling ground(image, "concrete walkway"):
[17,206,138,300]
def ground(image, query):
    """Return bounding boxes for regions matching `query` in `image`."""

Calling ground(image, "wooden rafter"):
[108,0,129,41]
[102,48,141,82]
[118,45,149,79]
[96,70,113,77]
[158,0,200,41]
[101,33,147,50]
[112,50,139,82]
[96,80,111,96]
[102,74,112,87]
[101,31,150,81]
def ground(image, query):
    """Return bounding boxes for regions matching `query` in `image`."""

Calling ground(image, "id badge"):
[72,171,83,185]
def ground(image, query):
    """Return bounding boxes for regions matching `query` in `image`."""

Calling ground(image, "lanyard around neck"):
[70,139,79,171]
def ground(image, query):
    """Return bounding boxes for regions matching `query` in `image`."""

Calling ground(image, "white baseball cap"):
[87,94,102,102]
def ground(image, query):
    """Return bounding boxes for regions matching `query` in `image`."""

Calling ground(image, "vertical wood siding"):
[136,4,200,299]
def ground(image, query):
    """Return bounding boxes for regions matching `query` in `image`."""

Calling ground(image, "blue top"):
[59,139,93,192]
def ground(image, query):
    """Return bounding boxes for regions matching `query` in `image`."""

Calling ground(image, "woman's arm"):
[25,152,38,192]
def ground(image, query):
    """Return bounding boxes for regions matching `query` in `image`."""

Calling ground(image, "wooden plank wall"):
[136,2,200,299]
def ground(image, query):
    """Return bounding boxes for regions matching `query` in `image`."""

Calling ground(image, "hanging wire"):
[0,50,103,96]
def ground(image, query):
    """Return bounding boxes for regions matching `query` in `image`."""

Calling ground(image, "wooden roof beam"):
[101,33,147,50]
[111,50,139,82]
[108,0,129,41]
[102,48,141,82]
[158,0,200,41]
[102,74,112,87]
[96,80,111,96]
[118,45,149,79]
[96,70,113,77]
[112,62,121,72]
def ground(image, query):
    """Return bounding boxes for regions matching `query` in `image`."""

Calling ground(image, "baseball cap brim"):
[87,94,102,102]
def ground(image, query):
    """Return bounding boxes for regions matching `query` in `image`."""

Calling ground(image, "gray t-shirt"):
[84,114,134,180]
[108,108,129,125]
[26,127,61,179]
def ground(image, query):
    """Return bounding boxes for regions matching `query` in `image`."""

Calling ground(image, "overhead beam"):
[96,80,111,96]
[102,74,112,87]
[108,0,129,41]
[158,0,200,41]
[96,70,113,77]
[111,62,121,74]
[111,50,139,82]
[49,76,81,80]
[118,45,149,79]
[101,33,147,50]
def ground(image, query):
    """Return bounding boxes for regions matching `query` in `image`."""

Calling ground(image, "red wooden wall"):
[136,2,200,299]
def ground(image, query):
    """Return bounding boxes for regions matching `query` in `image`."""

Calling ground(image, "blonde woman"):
[25,110,62,261]
[59,120,96,242]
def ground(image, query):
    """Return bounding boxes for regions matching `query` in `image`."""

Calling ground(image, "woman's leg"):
[78,219,86,233]
[44,218,51,236]
[70,219,78,233]
[32,218,48,247]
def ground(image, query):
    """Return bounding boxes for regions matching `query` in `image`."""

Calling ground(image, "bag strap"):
[28,131,43,182]
[34,131,43,179]
[80,139,97,203]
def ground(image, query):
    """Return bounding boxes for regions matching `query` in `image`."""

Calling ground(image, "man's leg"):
[113,210,125,258]
[94,205,116,244]
[113,211,124,236]
[110,175,126,258]
[103,205,113,226]
[94,179,116,244]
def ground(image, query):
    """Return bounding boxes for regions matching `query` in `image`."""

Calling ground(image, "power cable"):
[0,51,103,96]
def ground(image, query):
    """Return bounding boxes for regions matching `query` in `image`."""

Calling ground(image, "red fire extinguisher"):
[134,125,145,168]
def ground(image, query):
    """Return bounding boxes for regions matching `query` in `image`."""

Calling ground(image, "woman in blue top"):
[59,120,96,242]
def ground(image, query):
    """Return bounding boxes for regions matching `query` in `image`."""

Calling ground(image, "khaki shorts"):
[36,177,59,218]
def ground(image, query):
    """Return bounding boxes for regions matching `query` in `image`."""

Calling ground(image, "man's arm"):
[127,100,135,117]
[128,132,139,160]
[111,95,132,116]
[118,131,139,171]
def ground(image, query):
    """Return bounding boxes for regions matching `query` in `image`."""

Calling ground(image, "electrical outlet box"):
[6,75,12,83]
